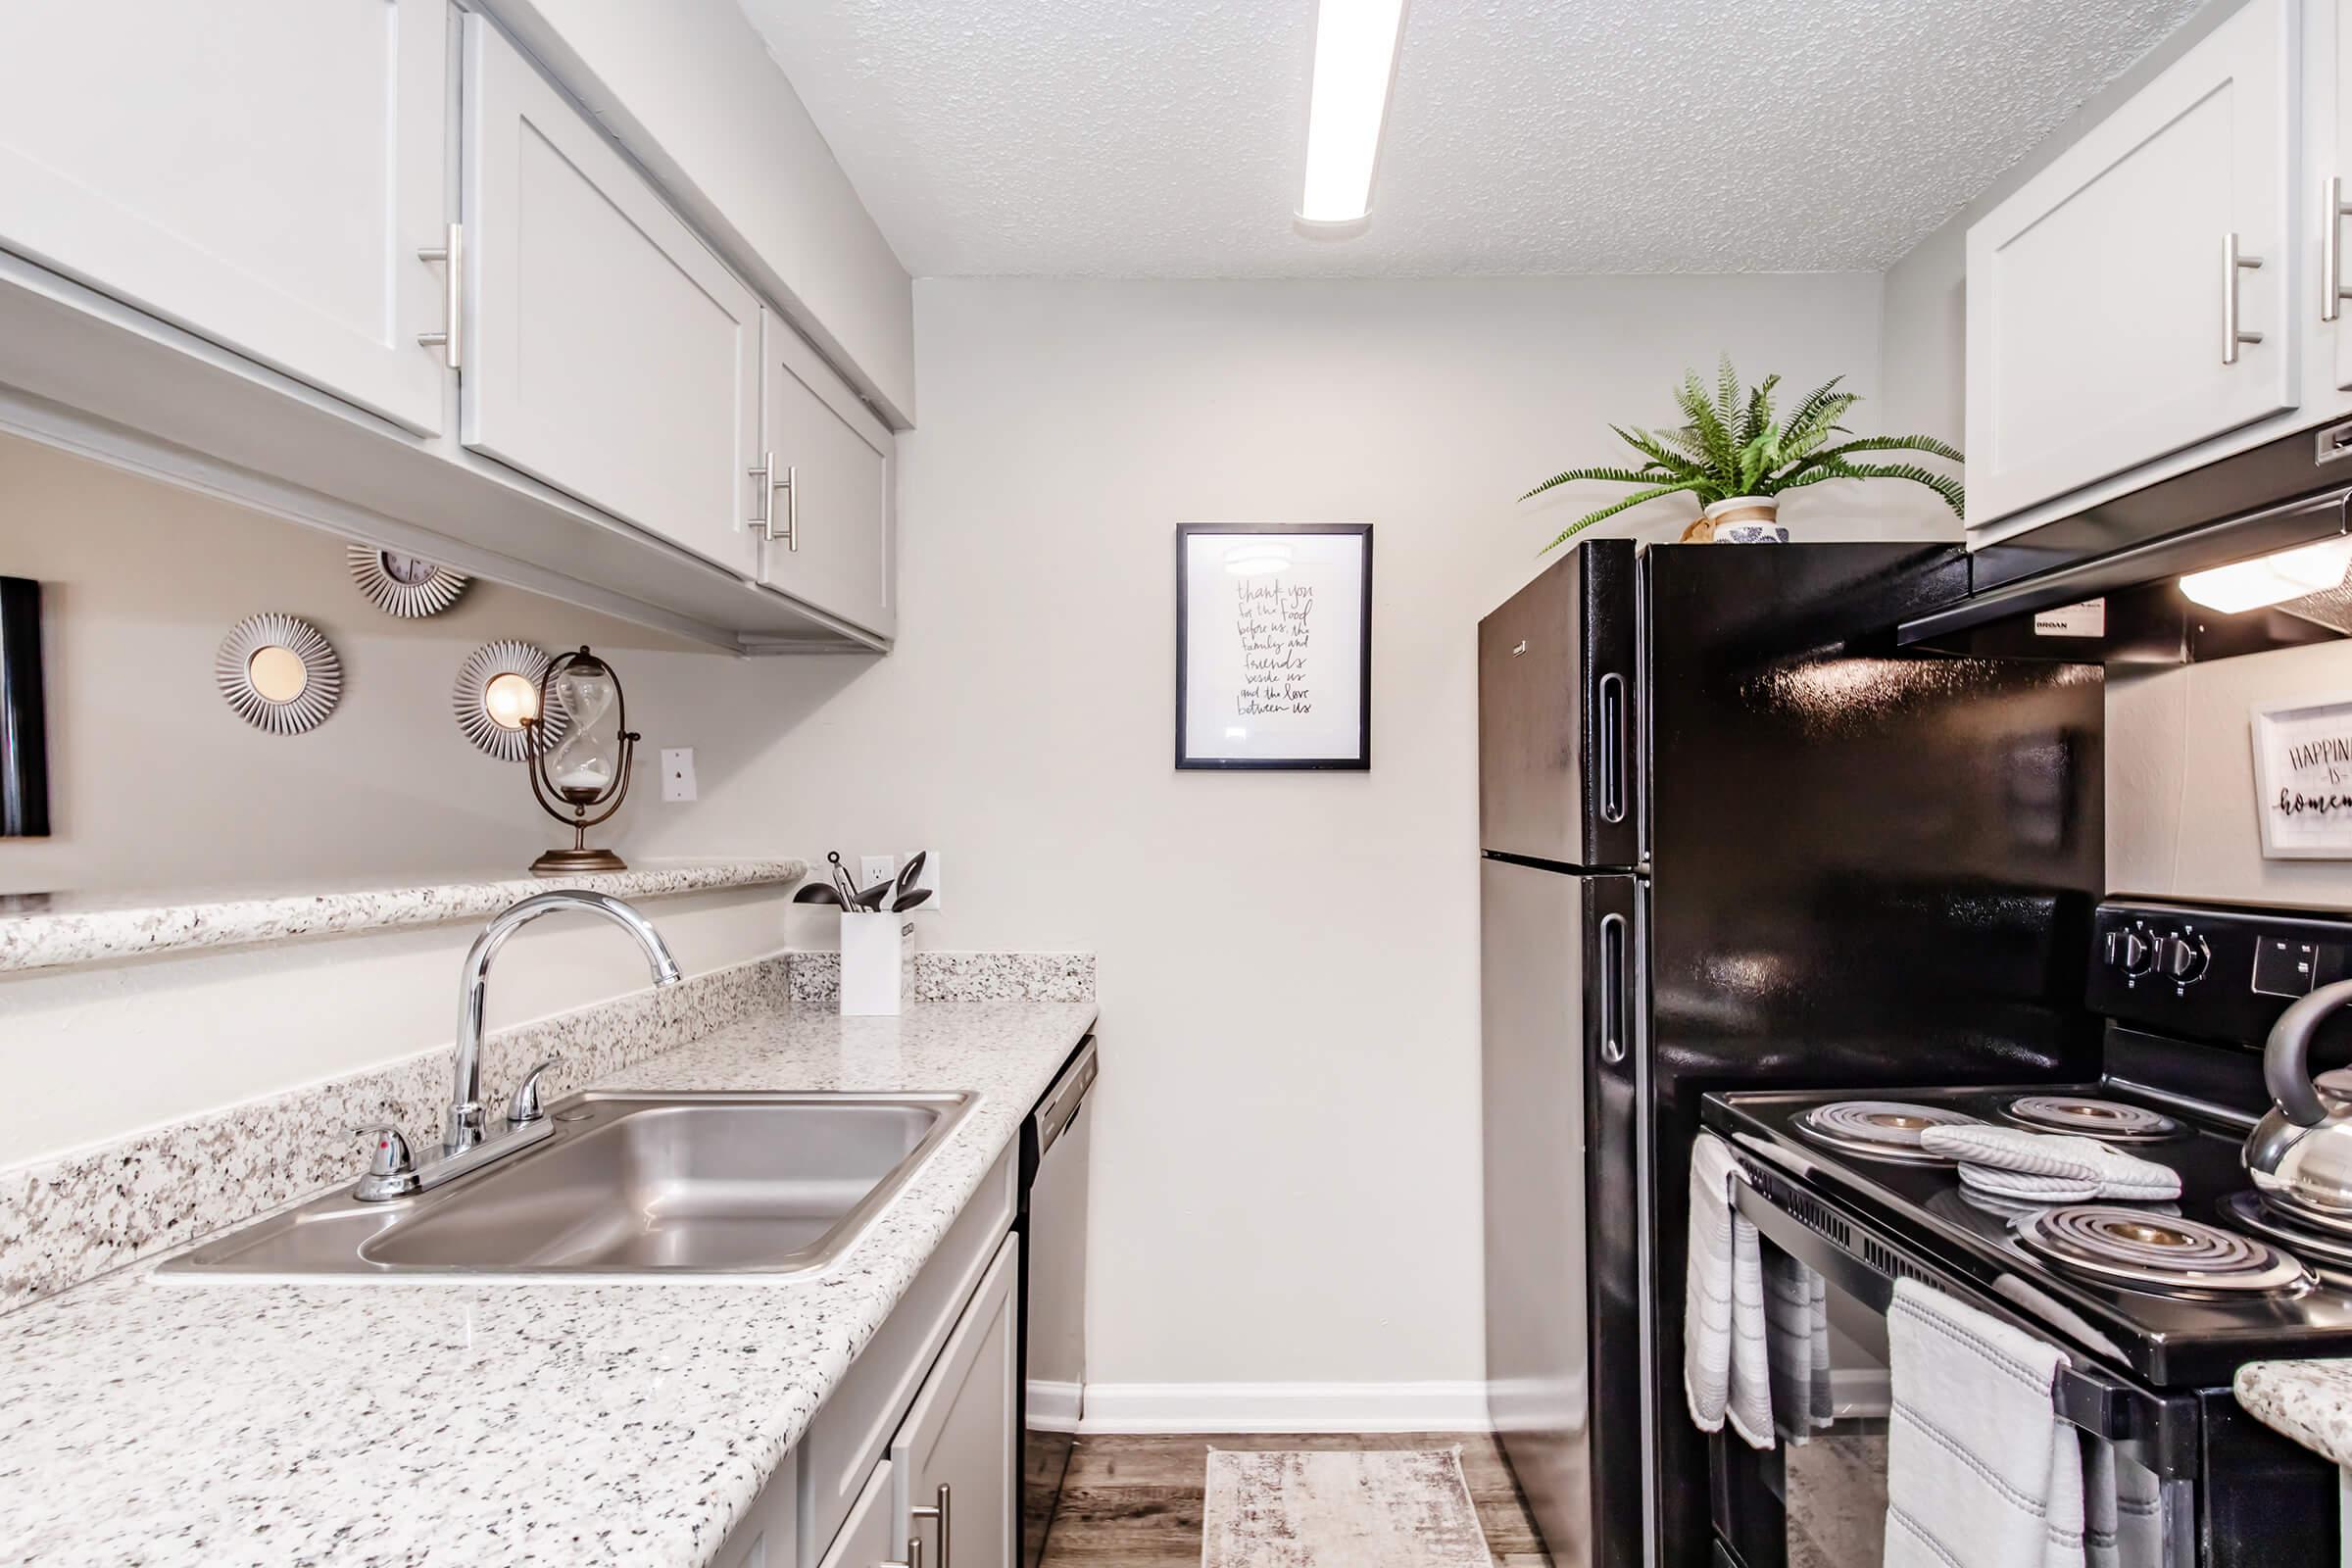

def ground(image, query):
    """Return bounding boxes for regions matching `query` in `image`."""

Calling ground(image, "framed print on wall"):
[2251,691,2352,858]
[1176,523,1372,770]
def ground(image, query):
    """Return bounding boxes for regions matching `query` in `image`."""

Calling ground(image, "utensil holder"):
[840,911,913,1016]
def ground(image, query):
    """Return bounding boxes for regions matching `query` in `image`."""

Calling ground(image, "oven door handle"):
[1727,1166,2157,1451]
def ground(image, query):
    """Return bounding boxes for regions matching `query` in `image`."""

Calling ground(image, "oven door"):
[1709,1171,2196,1568]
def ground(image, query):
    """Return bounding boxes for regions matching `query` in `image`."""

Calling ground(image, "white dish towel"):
[1918,1125,2180,1203]
[1684,1132,1772,1448]
[1884,1277,2087,1568]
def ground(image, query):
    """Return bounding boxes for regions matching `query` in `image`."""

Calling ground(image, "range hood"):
[1898,417,2352,662]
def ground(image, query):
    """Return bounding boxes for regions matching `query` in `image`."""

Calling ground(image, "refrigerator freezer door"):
[1483,857,1647,1568]
[1479,539,1641,869]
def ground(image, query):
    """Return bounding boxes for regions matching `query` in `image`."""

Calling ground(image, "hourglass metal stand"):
[521,646,641,877]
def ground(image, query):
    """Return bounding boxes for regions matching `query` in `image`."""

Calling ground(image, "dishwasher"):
[1018,1034,1096,1568]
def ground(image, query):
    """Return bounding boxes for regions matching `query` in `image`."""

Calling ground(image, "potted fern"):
[1524,358,1964,551]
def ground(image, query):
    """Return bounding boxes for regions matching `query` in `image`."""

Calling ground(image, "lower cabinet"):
[815,1459,902,1568]
[710,1152,1021,1568]
[892,1235,1020,1568]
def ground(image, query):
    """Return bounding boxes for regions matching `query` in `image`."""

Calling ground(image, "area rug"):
[1200,1447,1494,1568]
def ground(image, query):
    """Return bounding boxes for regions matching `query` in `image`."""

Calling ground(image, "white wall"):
[2110,642,2352,907]
[637,274,1935,1398]
[0,434,807,1166]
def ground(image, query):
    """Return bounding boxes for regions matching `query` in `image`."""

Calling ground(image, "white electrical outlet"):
[660,748,698,803]
[859,854,896,889]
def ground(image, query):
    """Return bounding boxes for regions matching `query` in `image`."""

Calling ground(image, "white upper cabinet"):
[462,13,761,579]
[0,0,451,434]
[760,317,896,638]
[1967,0,2298,528]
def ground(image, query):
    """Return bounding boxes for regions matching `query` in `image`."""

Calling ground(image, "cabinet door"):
[463,14,760,578]
[893,1235,1019,1568]
[808,1458,902,1568]
[760,316,896,637]
[0,0,449,433]
[1967,0,2296,527]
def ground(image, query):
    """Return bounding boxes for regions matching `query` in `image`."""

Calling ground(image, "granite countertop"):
[0,858,808,973]
[0,999,1097,1566]
[2235,1358,2352,1469]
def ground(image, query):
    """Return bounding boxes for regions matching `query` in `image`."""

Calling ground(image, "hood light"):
[2179,535,2352,613]
[1298,0,1407,228]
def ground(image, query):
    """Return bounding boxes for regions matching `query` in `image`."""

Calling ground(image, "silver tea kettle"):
[2246,977,2352,1227]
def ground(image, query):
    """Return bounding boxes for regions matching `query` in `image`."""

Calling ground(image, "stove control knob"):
[2163,933,2211,985]
[2111,928,2156,977]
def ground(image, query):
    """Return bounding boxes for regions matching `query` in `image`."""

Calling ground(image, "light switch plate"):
[660,748,697,803]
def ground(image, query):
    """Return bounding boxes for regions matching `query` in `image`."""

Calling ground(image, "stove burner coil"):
[2221,1192,2352,1278]
[2016,1204,2311,1296]
[1793,1101,1979,1163]
[2006,1096,2180,1141]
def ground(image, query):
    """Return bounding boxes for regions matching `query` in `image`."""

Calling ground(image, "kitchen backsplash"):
[0,951,1096,1314]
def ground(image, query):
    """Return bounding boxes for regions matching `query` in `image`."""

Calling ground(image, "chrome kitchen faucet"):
[352,889,681,1201]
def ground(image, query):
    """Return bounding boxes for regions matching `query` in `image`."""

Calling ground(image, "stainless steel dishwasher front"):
[1019,1035,1096,1568]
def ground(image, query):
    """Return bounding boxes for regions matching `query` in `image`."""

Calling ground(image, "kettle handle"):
[2265,977,2352,1127]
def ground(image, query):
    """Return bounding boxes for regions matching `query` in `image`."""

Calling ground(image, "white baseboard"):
[1028,1379,1085,1434]
[1078,1381,1494,1435]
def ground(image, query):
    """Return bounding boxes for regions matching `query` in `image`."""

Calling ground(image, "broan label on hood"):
[2033,599,2106,637]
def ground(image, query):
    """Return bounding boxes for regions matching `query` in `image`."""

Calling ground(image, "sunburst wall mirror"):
[349,546,468,618]
[216,613,342,736]
[454,640,568,761]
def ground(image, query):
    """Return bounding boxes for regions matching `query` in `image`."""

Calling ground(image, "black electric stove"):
[1707,1079,2352,1387]
[1698,899,2352,1567]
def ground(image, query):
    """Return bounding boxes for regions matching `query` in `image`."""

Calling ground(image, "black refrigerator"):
[1478,539,2105,1567]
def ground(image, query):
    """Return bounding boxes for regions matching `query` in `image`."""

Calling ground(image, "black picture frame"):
[1175,523,1372,770]
[0,575,49,838]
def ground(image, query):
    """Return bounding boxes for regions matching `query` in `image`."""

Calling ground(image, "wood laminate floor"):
[1038,1433,1554,1567]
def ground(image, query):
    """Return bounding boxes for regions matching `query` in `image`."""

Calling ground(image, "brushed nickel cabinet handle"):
[2224,230,2265,365]
[747,455,799,552]
[2328,177,2352,323]
[416,222,462,370]
[911,1482,950,1568]
[880,1538,923,1568]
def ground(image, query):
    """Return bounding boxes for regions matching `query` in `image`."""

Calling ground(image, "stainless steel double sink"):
[157,1091,971,1281]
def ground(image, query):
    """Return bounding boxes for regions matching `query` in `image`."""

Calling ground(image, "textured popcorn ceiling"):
[737,0,2202,278]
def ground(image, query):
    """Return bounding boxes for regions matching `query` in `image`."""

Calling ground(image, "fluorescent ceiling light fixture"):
[1298,0,1407,227]
[2179,535,2352,613]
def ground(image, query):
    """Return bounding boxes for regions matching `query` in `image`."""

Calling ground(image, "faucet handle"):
[506,1058,563,1127]
[351,1125,419,1200]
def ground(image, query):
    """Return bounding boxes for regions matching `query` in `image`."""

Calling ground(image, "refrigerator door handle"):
[1599,911,1628,1063]
[1597,672,1627,825]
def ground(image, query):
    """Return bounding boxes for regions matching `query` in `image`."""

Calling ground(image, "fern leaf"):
[1792,458,1965,514]
[1538,482,1707,555]
[1736,373,1781,450]
[1522,464,1695,501]
[1790,433,1963,470]
[1611,424,1706,478]
[1779,377,1848,450]
[1715,354,1742,425]
[1675,372,1739,481]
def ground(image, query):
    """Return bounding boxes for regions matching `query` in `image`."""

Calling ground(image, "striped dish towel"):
[1884,1278,2086,1568]
[1684,1132,1772,1448]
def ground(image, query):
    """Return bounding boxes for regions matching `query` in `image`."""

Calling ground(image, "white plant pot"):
[1702,495,1788,545]
[840,911,913,1016]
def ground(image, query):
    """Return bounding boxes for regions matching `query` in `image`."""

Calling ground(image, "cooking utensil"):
[891,888,933,914]
[2247,978,2352,1231]
[894,851,927,905]
[854,878,894,910]
[792,882,844,906]
[825,851,860,906]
